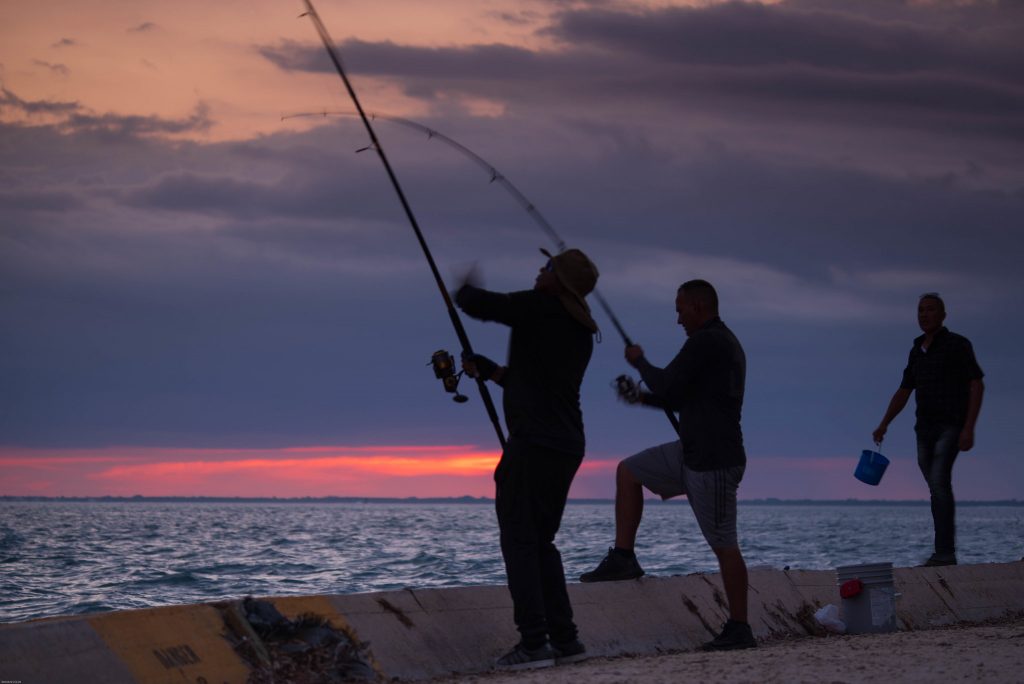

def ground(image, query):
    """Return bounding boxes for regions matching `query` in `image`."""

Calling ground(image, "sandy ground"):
[430,619,1024,683]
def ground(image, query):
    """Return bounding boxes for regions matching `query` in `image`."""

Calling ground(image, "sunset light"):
[2,0,1020,503]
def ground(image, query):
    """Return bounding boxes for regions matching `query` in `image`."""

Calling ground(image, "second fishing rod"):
[284,108,681,434]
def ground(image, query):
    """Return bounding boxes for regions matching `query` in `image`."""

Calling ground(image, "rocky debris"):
[221,597,378,683]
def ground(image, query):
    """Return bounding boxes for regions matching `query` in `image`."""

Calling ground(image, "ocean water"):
[1,501,1021,623]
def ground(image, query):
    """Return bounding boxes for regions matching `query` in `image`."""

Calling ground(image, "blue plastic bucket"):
[854,449,889,486]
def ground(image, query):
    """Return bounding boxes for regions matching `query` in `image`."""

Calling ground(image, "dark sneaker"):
[702,620,757,651]
[494,642,556,670]
[552,638,588,665]
[579,548,645,582]
[923,553,957,567]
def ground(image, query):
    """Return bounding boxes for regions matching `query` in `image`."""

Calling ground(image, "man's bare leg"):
[712,546,748,622]
[614,460,644,550]
[701,545,756,650]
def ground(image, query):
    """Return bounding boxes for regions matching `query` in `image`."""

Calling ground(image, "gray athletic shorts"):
[623,441,744,549]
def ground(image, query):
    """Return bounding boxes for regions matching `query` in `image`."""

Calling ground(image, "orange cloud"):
[0,444,504,498]
[94,453,499,480]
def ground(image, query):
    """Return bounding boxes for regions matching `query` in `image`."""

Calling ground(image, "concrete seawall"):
[2,561,1022,683]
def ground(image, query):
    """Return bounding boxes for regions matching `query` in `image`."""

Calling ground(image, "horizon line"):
[2,495,1021,506]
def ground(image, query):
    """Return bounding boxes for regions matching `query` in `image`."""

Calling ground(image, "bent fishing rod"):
[284,109,681,433]
[282,111,640,343]
[298,0,506,449]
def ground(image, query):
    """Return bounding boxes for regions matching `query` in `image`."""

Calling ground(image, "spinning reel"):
[428,349,469,403]
[613,374,642,404]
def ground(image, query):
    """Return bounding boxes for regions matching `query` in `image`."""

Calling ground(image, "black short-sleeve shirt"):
[900,327,984,429]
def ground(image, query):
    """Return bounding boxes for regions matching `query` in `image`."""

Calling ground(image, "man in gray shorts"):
[579,279,755,651]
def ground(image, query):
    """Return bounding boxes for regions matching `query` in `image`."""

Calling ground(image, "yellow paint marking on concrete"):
[90,604,251,684]
[269,595,354,630]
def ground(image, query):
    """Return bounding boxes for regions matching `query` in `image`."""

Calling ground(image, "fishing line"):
[298,0,507,449]
[283,108,681,433]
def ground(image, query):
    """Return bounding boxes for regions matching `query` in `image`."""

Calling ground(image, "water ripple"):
[0,501,1021,623]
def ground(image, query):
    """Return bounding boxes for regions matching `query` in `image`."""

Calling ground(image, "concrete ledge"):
[893,562,1024,628]
[2,561,1021,682]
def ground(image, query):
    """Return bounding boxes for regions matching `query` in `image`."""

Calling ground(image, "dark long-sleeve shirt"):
[455,285,593,456]
[635,317,746,471]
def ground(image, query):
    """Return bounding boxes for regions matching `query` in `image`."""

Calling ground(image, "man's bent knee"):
[616,460,640,486]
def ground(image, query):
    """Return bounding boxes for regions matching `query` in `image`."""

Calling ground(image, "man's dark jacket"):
[635,318,746,471]
[456,285,592,456]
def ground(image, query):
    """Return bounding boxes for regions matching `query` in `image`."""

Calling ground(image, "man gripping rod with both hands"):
[579,279,757,651]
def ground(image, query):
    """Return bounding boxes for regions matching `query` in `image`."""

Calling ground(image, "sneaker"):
[579,548,645,583]
[494,642,556,670]
[702,620,757,651]
[552,638,588,665]
[922,553,957,567]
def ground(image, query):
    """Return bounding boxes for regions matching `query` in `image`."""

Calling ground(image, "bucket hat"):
[540,247,599,333]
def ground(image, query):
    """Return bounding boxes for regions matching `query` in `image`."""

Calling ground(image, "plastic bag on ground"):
[814,604,847,633]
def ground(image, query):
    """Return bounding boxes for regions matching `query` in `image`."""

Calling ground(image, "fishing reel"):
[429,350,469,403]
[613,374,642,404]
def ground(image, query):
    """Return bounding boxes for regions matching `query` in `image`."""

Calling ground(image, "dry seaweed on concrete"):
[221,597,379,683]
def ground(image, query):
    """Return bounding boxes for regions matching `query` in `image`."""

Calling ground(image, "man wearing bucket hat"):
[872,292,985,567]
[455,247,599,670]
[578,279,756,651]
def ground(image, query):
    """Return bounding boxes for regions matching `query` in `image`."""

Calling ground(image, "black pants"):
[916,423,960,556]
[495,439,582,649]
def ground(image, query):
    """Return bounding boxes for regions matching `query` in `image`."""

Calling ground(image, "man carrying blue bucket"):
[872,293,985,567]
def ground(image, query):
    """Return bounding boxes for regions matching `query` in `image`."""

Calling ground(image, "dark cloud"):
[65,102,212,137]
[122,172,282,217]
[786,0,1024,29]
[547,2,1023,83]
[260,38,553,80]
[51,38,77,48]
[127,22,158,33]
[118,169,378,221]
[260,2,1024,143]
[32,60,69,77]
[0,189,83,212]
[1,87,79,116]
[650,66,1024,140]
[1,87,210,138]
[484,10,543,27]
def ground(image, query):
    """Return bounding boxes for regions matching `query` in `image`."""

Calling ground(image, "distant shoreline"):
[1,495,1021,506]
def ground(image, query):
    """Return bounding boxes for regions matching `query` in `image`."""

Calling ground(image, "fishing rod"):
[283,108,681,433]
[298,0,506,449]
[282,111,641,342]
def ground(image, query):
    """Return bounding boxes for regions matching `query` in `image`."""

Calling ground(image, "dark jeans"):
[495,438,582,649]
[915,423,960,556]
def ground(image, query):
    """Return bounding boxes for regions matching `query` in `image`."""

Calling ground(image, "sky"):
[2,0,1022,500]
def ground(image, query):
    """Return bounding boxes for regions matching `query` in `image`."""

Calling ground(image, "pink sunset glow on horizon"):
[2,445,1000,501]
[0,445,501,498]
